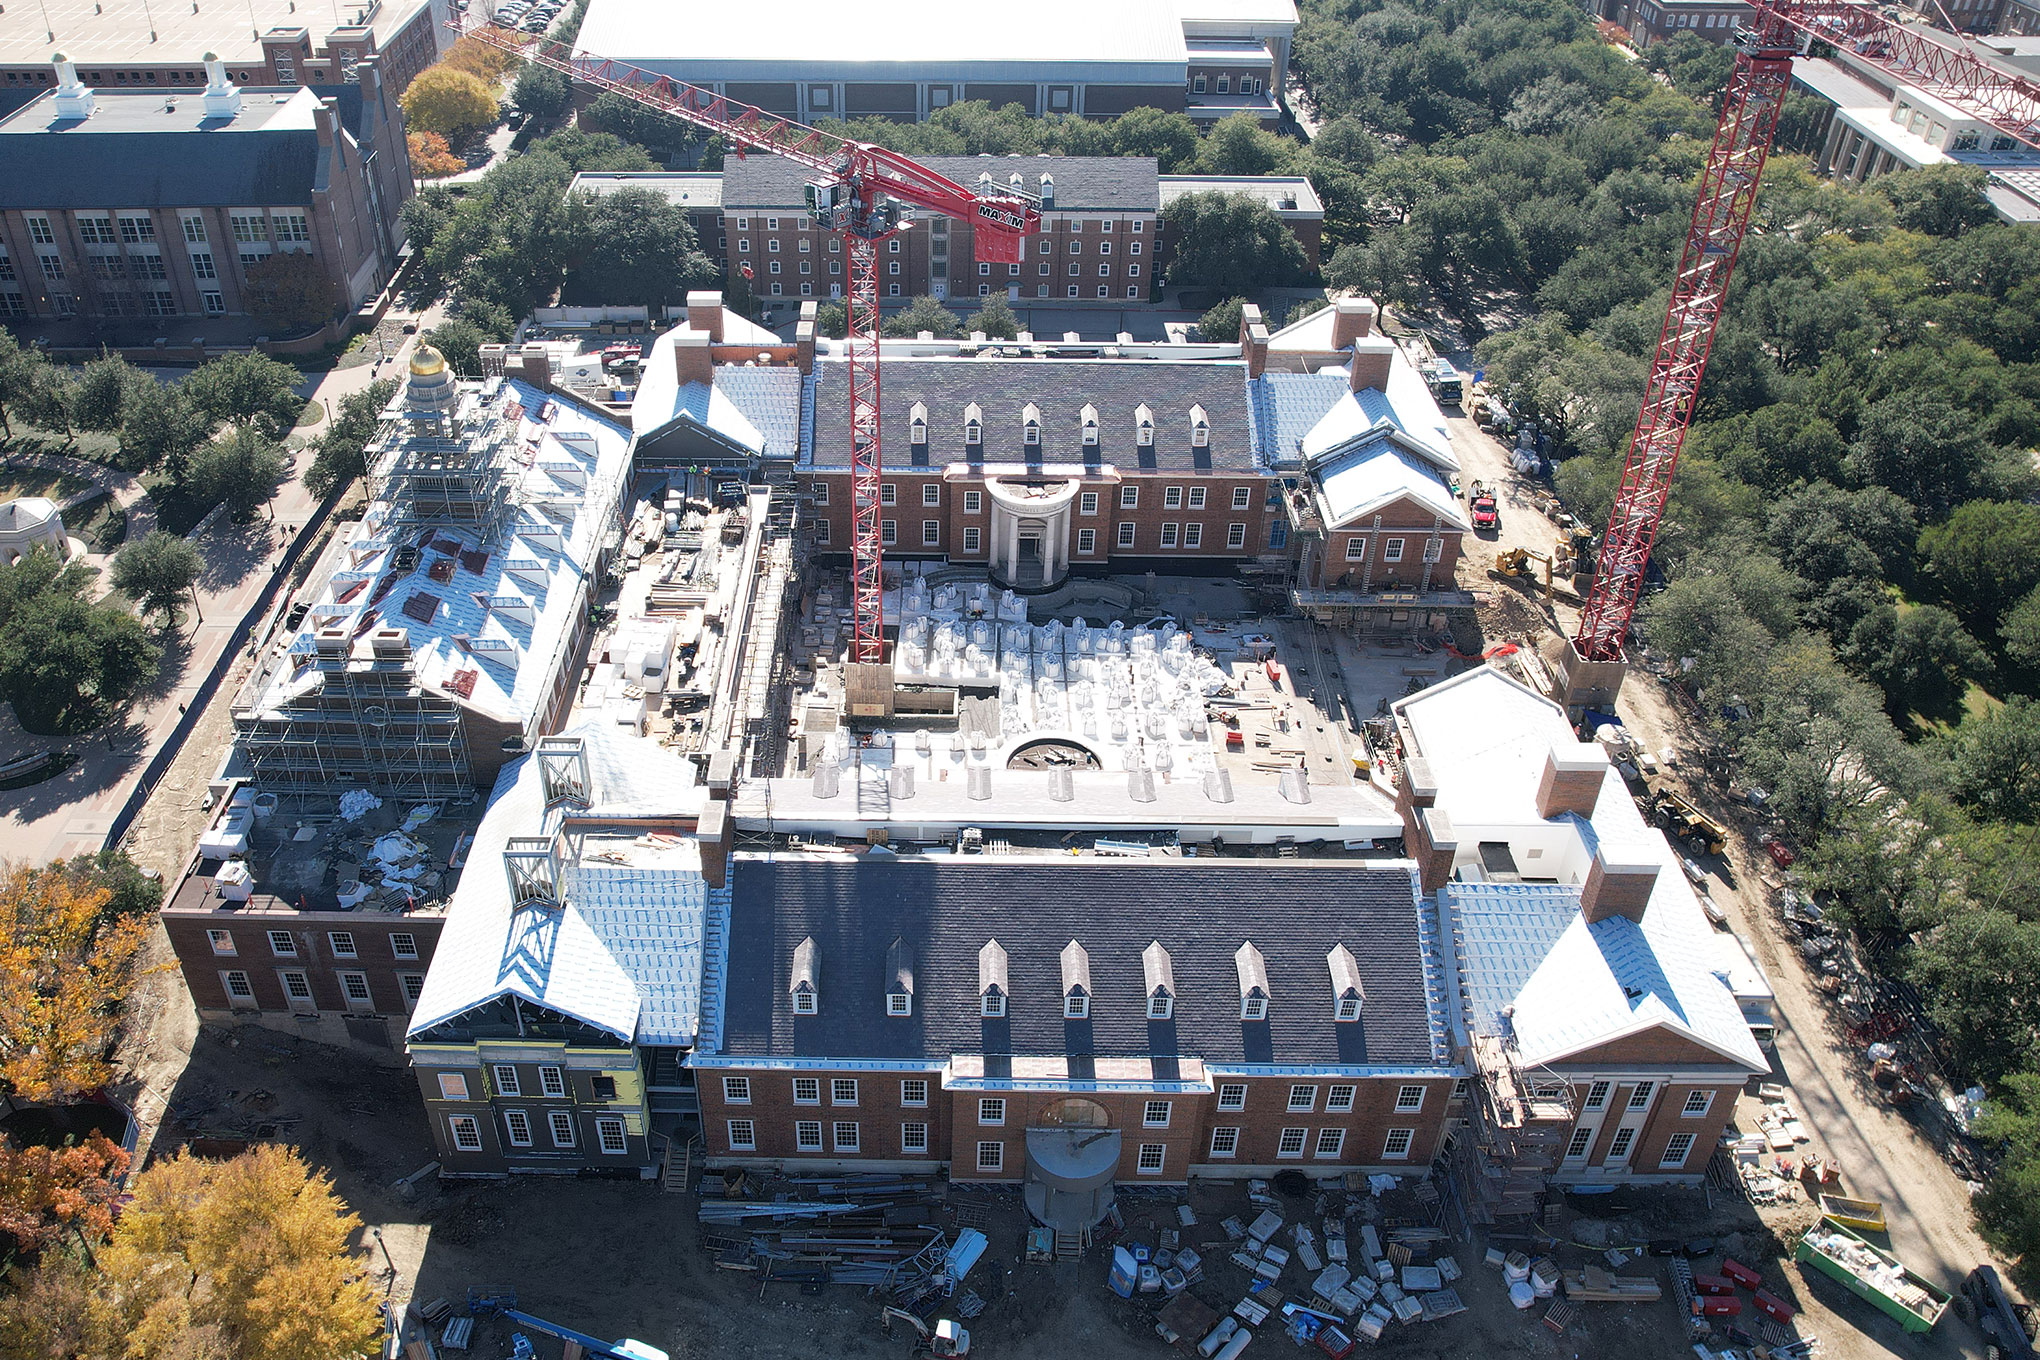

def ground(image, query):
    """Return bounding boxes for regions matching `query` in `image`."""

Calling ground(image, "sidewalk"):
[0,337,424,866]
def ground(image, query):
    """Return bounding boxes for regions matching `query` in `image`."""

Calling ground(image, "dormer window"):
[1022,402,1041,447]
[1235,941,1269,1021]
[1061,939,1091,1022]
[910,401,928,446]
[1081,404,1099,447]
[886,936,913,1018]
[1135,404,1154,447]
[1143,940,1175,1021]
[1190,405,1210,448]
[791,935,819,1016]
[979,938,1008,1018]
[964,402,983,446]
[1328,943,1365,1023]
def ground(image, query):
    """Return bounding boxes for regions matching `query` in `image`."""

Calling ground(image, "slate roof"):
[717,858,1449,1069]
[723,154,1161,213]
[807,357,1257,473]
[0,86,327,210]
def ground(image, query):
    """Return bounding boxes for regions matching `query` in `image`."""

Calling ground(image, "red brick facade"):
[162,904,441,1021]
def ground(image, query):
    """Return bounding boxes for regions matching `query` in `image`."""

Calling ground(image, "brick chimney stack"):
[1580,836,1662,926]
[1331,297,1377,349]
[1536,742,1610,820]
[1239,303,1269,379]
[796,301,818,374]
[673,330,714,387]
[685,290,725,343]
[1349,336,1395,394]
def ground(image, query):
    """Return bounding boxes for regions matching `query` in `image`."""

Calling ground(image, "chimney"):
[312,97,336,148]
[1331,297,1377,348]
[1239,303,1269,379]
[796,301,817,374]
[202,50,243,119]
[1536,741,1610,820]
[51,53,96,119]
[1580,836,1662,926]
[685,290,725,342]
[673,330,713,387]
[1349,335,1395,395]
[697,800,730,889]
[512,344,553,393]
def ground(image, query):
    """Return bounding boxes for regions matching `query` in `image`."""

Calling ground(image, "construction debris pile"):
[696,1173,987,1304]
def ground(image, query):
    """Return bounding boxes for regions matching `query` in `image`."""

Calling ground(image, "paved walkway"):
[1,339,425,866]
[2,446,159,561]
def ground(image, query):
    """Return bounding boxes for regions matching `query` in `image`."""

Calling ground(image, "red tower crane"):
[1569,0,2040,673]
[456,21,1043,664]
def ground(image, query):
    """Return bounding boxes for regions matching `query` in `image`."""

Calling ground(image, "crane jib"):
[976,204,1028,231]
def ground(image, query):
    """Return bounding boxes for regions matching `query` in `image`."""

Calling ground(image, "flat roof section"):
[570,170,724,211]
[575,0,1188,78]
[0,0,433,69]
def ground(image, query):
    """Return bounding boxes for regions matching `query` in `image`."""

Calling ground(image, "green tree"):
[115,377,206,479]
[1844,603,1992,720]
[0,550,160,733]
[1109,106,1201,172]
[1636,571,1779,698]
[964,294,1020,340]
[111,531,203,625]
[813,301,848,339]
[1197,112,1293,175]
[1917,500,2040,636]
[512,64,571,122]
[882,296,960,339]
[400,66,499,137]
[1914,912,2040,1085]
[1847,391,1997,516]
[1162,192,1315,296]
[1974,1071,2040,1263]
[183,352,306,440]
[563,186,718,309]
[306,378,397,498]
[423,319,492,378]
[241,251,338,332]
[2006,585,2040,673]
[0,328,38,436]
[18,364,75,439]
[1875,163,1994,238]
[1764,481,1914,586]
[186,427,289,522]
[1945,696,2040,823]
[70,354,144,434]
[1195,297,1246,344]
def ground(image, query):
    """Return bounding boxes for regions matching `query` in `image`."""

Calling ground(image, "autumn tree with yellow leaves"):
[0,863,150,1104]
[0,1146,383,1360]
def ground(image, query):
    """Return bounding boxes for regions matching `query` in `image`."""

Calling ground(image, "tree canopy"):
[400,66,499,137]
[187,427,290,522]
[0,862,151,1102]
[1161,192,1315,296]
[562,186,719,310]
[182,352,305,440]
[306,378,398,498]
[0,550,160,733]
[882,296,961,339]
[111,531,203,625]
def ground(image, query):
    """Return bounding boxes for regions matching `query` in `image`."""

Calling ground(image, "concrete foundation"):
[1552,635,1626,713]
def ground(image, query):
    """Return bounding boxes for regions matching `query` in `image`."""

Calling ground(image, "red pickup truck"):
[1471,492,1499,530]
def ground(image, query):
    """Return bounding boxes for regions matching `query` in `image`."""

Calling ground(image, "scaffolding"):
[1459,1031,1576,1224]
[366,401,519,546]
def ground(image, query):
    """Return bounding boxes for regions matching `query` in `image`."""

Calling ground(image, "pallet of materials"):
[1561,1266,1663,1302]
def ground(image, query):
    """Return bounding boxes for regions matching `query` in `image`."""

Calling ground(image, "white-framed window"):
[770,261,782,275]
[980,990,1005,1017]
[268,929,297,956]
[437,1073,470,1101]
[796,1120,823,1151]
[811,480,829,505]
[181,212,208,243]
[399,973,426,1005]
[737,238,751,253]
[1064,994,1089,1020]
[1383,538,1405,563]
[1131,240,1143,256]
[596,1118,627,1155]
[495,1065,522,1097]
[901,1079,928,1107]
[1629,1082,1656,1110]
[1383,1128,1415,1160]
[207,928,236,956]
[889,284,901,296]
[963,526,981,553]
[1315,1128,1346,1159]
[902,1122,929,1154]
[1288,1084,1317,1112]
[1097,286,1109,297]
[1242,995,1268,1021]
[1606,1126,1636,1162]
[888,261,899,276]
[1117,522,1136,548]
[202,290,224,316]
[1160,523,1180,549]
[1185,524,1203,548]
[1188,486,1207,509]
[832,1078,859,1105]
[26,215,54,246]
[328,931,357,958]
[1131,1101,1168,1130]
[548,1110,576,1147]
[339,972,372,1009]
[1080,491,1098,515]
[1148,994,1172,1020]
[504,1109,533,1147]
[1583,1081,1610,1111]
[1344,537,1369,562]
[922,520,941,547]
[540,1066,565,1098]
[1164,486,1183,509]
[980,1097,1006,1126]
[1068,285,1079,297]
[814,520,830,545]
[766,217,779,231]
[1231,485,1252,510]
[449,1116,483,1152]
[963,489,982,513]
[724,1076,751,1104]
[272,210,310,245]
[922,482,941,506]
[1078,528,1096,554]
[279,970,313,1004]
[1326,1084,1355,1113]
[1661,1132,1696,1168]
[1423,537,1444,563]
[220,969,255,1002]
[1120,485,1138,508]
[1682,1089,1713,1117]
[881,520,897,546]
[391,932,419,959]
[1137,1143,1166,1175]
[230,212,267,245]
[793,1077,820,1105]
[1218,1083,1247,1111]
[1395,1085,1426,1112]
[976,1141,1003,1173]
[1277,1127,1307,1158]
[1209,1126,1240,1157]
[728,1119,756,1151]
[1099,241,1112,256]
[1227,523,1248,550]
[1564,1126,1594,1161]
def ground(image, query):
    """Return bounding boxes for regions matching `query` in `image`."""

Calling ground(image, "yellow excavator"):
[1495,547,1555,595]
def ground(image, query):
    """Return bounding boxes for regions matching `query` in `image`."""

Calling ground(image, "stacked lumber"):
[1561,1266,1663,1302]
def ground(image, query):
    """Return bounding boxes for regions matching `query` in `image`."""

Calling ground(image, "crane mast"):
[452,20,1043,663]
[1566,0,2040,687]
